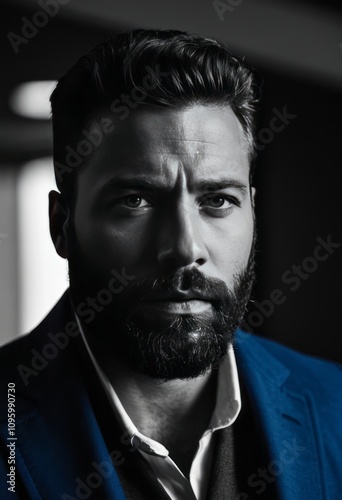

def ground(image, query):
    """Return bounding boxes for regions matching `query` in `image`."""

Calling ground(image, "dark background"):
[1,0,341,363]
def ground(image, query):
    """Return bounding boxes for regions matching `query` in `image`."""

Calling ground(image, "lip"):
[143,291,211,301]
[142,298,212,314]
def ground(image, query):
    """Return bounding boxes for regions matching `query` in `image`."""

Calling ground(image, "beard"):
[68,232,256,381]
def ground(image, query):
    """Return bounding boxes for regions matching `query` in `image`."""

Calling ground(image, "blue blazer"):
[0,291,341,499]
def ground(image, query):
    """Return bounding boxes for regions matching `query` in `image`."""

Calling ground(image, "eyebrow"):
[195,178,249,194]
[99,176,249,196]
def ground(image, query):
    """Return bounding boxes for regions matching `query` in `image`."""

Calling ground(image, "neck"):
[101,352,217,437]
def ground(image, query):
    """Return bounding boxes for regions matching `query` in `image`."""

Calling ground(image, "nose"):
[157,200,209,269]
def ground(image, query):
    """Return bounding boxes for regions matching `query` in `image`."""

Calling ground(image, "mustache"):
[124,267,231,305]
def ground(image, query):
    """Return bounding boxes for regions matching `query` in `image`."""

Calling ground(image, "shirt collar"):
[75,314,241,458]
[206,345,241,433]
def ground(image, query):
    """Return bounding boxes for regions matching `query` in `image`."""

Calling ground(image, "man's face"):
[64,104,255,379]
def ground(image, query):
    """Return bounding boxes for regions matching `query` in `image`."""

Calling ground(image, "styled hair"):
[50,28,261,201]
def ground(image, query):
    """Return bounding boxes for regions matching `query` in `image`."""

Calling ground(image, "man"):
[0,29,341,500]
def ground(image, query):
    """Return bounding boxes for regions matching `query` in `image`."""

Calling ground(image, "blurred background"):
[0,0,341,362]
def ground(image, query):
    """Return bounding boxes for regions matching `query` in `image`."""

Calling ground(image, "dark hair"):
[50,28,261,201]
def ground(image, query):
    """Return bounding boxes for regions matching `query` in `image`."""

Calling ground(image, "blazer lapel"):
[234,330,326,499]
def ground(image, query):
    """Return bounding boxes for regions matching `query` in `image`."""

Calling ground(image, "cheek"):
[72,214,153,274]
[207,216,254,281]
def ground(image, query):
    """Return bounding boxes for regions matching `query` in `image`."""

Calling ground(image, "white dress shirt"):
[77,316,241,500]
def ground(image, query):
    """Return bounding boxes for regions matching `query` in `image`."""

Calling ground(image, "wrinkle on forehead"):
[83,104,249,192]
[137,106,245,146]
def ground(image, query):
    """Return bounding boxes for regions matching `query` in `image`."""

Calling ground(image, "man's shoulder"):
[252,332,340,366]
[0,290,73,368]
[256,333,340,374]
[235,329,342,400]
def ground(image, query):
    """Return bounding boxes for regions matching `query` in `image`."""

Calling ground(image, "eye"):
[199,193,240,218]
[201,194,235,209]
[122,195,151,208]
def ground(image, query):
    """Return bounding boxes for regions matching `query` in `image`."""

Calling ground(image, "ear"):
[49,190,70,259]
[251,187,256,208]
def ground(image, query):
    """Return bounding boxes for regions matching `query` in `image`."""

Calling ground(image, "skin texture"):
[49,104,255,476]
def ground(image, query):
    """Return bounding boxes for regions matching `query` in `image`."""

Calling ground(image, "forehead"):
[82,104,250,189]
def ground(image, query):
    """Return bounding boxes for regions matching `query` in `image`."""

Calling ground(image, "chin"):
[118,314,232,381]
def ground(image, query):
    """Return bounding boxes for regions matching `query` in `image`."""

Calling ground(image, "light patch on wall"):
[17,157,68,335]
[10,81,56,120]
